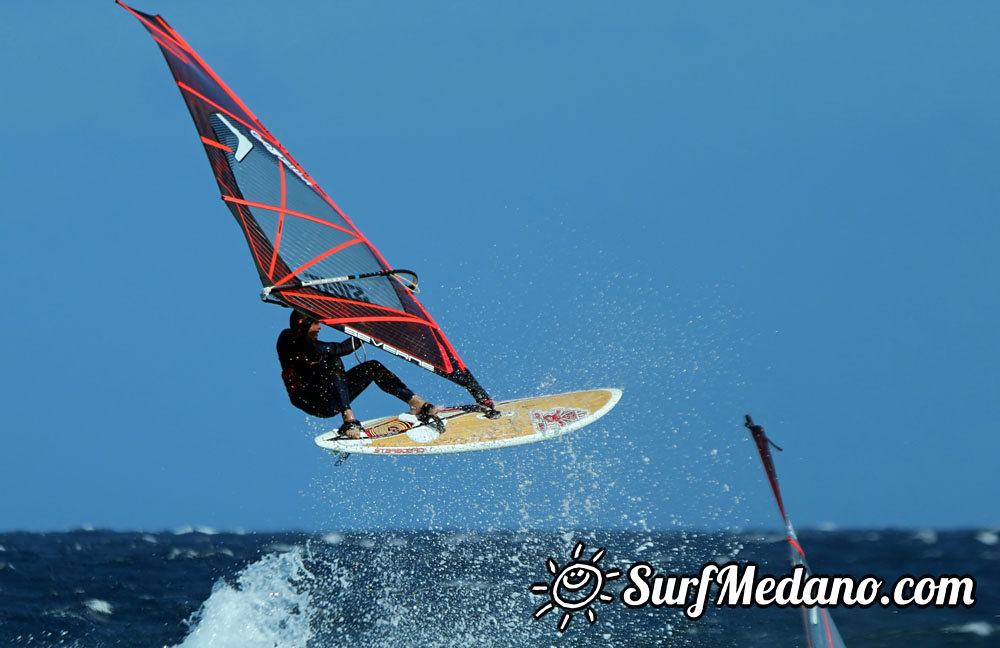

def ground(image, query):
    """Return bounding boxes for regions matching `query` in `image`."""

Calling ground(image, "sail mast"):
[745,415,848,648]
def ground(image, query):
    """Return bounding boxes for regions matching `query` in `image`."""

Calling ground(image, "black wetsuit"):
[276,328,414,418]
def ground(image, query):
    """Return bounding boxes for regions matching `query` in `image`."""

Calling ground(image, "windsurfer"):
[277,310,440,438]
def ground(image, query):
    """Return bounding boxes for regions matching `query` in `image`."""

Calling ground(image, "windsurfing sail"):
[119,2,492,406]
[745,415,848,648]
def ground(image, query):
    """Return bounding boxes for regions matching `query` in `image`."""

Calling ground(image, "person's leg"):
[295,356,348,419]
[291,387,340,418]
[344,361,415,404]
[343,361,440,431]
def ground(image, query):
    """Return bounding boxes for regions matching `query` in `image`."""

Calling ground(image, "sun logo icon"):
[530,542,622,632]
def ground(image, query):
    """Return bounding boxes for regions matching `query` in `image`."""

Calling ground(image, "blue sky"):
[1,1,997,532]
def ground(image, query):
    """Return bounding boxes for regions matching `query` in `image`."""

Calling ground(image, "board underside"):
[314,388,622,456]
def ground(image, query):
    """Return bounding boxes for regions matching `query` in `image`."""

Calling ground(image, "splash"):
[169,535,542,648]
[169,531,745,648]
[172,547,316,648]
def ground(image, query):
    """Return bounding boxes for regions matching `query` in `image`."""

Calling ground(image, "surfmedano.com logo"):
[530,542,622,632]
[529,541,978,634]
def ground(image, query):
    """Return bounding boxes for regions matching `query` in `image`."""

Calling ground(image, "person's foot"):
[408,396,439,417]
[409,398,444,432]
[338,419,364,439]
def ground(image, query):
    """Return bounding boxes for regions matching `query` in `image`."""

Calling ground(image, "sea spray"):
[306,531,541,648]
[169,534,546,648]
[173,546,316,648]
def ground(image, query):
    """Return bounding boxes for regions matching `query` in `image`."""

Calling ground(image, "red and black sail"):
[120,2,490,404]
[746,416,848,648]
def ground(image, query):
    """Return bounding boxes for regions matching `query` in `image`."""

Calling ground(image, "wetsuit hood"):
[289,309,318,333]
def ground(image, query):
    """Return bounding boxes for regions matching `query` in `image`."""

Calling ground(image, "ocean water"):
[0,528,996,647]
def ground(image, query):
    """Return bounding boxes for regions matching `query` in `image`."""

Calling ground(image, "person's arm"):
[314,337,360,357]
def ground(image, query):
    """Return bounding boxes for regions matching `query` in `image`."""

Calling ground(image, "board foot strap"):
[453,403,503,419]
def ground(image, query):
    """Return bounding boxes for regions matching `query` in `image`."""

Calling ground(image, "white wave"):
[321,532,344,545]
[975,530,999,546]
[266,543,299,553]
[913,529,938,544]
[634,540,654,553]
[442,532,474,547]
[167,547,235,561]
[173,526,220,536]
[170,537,556,648]
[84,599,113,616]
[943,621,994,637]
[172,547,314,648]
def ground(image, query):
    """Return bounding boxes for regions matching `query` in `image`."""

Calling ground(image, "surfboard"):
[315,388,621,456]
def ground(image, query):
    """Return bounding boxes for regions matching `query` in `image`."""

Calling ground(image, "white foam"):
[172,547,314,648]
[170,537,565,648]
[321,532,344,545]
[634,540,654,553]
[442,533,473,547]
[167,548,235,561]
[84,599,113,616]
[944,622,994,637]
[913,529,938,544]
[975,530,999,546]
[267,543,299,553]
[173,526,220,536]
